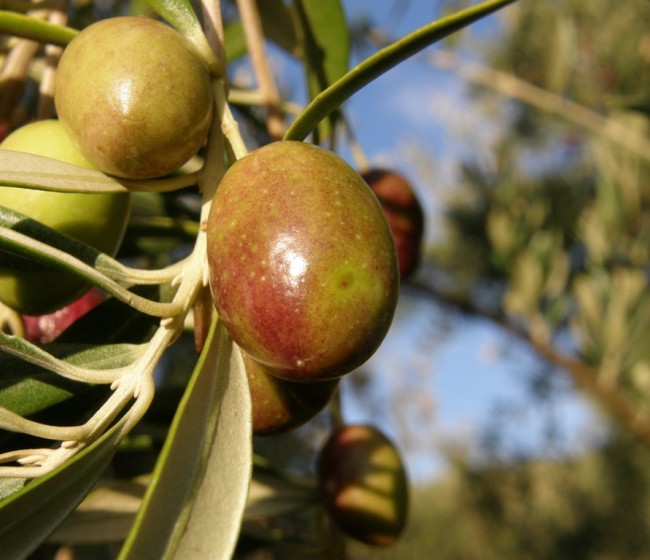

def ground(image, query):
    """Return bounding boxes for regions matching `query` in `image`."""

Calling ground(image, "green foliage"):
[408,0,650,554]
[120,320,251,559]
[144,0,222,74]
[0,11,77,45]
[432,0,650,390]
[400,435,650,560]
[285,0,518,141]
[0,422,125,560]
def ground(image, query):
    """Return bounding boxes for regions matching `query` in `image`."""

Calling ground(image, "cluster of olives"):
[1,16,402,439]
[206,141,400,434]
[0,16,214,316]
[2,14,409,544]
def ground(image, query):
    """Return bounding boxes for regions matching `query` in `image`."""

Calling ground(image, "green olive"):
[0,120,131,314]
[54,16,213,179]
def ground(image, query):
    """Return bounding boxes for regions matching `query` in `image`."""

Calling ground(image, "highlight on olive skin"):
[207,141,399,383]
[54,16,213,180]
[0,120,130,315]
[317,424,409,547]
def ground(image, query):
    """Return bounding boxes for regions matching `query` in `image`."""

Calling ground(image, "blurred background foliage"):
[379,0,650,557]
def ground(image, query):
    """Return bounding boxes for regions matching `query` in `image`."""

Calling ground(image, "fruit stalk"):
[37,0,69,119]
[235,0,285,139]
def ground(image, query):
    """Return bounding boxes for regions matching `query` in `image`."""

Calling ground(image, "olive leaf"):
[0,343,143,419]
[0,421,125,559]
[223,20,248,62]
[142,0,222,75]
[0,343,147,475]
[0,478,25,501]
[119,319,252,560]
[48,477,149,545]
[0,206,182,318]
[245,459,319,521]
[284,0,519,141]
[48,456,318,545]
[0,151,199,194]
[258,0,300,56]
[224,0,299,62]
[292,0,350,141]
[0,10,78,45]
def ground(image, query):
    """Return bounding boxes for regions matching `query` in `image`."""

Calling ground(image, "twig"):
[228,87,302,115]
[328,385,345,430]
[37,0,69,119]
[218,91,248,159]
[427,49,650,164]
[200,0,226,70]
[235,0,285,139]
[407,281,650,450]
[0,37,39,123]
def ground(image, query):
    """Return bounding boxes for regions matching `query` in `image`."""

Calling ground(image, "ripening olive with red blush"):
[244,354,338,436]
[207,141,399,382]
[361,169,424,280]
[21,288,105,344]
[318,424,409,547]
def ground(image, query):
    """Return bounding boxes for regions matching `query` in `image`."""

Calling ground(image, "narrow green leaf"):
[259,0,300,56]
[0,479,25,500]
[0,421,124,560]
[0,10,78,45]
[0,204,104,272]
[143,0,222,75]
[284,0,519,141]
[245,464,318,521]
[1,237,110,310]
[49,458,318,545]
[49,477,149,545]
[0,150,198,194]
[119,319,253,560]
[0,151,128,194]
[293,0,349,140]
[0,343,143,418]
[224,1,299,62]
[0,207,181,318]
[224,20,248,62]
[0,343,144,462]
[0,237,175,319]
